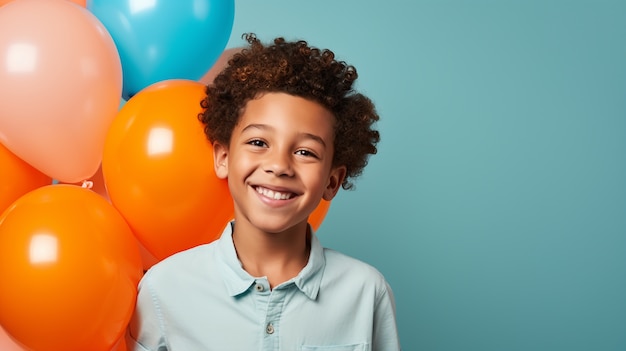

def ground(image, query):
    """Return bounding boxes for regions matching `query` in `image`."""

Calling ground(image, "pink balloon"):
[62,163,110,201]
[0,0,122,183]
[199,47,242,85]
[0,325,25,351]
[0,0,86,7]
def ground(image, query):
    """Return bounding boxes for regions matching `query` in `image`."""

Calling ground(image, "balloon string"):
[81,180,94,189]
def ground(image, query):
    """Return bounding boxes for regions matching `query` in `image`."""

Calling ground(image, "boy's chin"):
[248,216,309,235]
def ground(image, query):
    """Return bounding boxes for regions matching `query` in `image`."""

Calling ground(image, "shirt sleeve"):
[372,280,402,351]
[127,271,169,351]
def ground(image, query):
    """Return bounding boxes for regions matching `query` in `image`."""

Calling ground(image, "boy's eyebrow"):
[301,132,327,148]
[241,123,327,148]
[241,123,269,133]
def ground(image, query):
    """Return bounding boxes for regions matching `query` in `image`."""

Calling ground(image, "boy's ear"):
[323,166,347,201]
[212,142,229,179]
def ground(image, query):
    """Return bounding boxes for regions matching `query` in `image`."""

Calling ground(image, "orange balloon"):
[0,142,52,214]
[309,199,331,231]
[0,185,143,351]
[102,79,234,261]
[111,336,128,351]
[62,164,164,271]
[137,239,160,271]
[58,164,163,271]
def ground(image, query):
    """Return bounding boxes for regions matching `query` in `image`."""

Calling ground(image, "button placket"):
[260,283,288,349]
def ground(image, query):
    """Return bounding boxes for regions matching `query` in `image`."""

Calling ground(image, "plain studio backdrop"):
[227,1,625,350]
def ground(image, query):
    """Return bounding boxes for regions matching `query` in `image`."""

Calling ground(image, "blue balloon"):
[87,0,235,100]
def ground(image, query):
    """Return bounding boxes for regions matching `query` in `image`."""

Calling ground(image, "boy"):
[128,34,401,351]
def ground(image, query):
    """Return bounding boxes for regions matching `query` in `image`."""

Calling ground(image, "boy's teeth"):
[256,187,292,200]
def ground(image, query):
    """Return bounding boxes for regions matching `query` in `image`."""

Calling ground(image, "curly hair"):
[199,33,379,190]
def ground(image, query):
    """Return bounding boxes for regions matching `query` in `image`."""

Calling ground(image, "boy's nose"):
[263,151,294,177]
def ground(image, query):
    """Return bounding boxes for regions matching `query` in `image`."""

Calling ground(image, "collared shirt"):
[128,222,401,351]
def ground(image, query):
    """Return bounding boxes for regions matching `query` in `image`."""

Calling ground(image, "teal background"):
[227,1,626,350]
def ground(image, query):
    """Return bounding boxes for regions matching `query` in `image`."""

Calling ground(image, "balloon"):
[60,164,159,271]
[88,0,235,99]
[0,185,142,351]
[0,0,85,6]
[0,142,52,214]
[0,0,122,183]
[111,336,128,351]
[59,163,161,271]
[85,164,109,200]
[63,163,109,201]
[137,241,160,271]
[199,47,242,85]
[0,325,24,351]
[102,79,234,261]
[310,199,331,231]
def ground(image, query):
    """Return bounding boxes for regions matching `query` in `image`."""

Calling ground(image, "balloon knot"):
[81,180,94,189]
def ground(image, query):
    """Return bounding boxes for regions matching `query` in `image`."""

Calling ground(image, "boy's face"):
[213,92,346,234]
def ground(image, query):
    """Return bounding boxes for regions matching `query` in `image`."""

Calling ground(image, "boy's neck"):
[232,220,311,289]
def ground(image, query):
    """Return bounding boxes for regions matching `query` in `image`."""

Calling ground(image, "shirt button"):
[266,323,275,334]
[255,284,264,292]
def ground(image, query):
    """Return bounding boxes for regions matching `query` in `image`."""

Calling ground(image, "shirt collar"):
[216,221,325,300]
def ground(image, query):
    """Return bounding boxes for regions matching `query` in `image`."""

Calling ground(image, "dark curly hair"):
[199,33,379,190]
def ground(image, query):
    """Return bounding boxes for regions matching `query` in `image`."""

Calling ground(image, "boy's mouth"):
[254,186,295,200]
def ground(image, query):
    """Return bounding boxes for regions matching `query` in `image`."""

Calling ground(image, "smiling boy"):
[127,34,401,351]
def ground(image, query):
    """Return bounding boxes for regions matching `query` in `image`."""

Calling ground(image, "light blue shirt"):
[128,222,401,351]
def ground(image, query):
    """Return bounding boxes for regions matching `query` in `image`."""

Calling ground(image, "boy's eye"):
[295,149,318,158]
[247,139,267,147]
